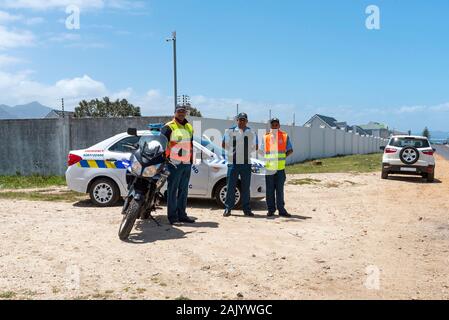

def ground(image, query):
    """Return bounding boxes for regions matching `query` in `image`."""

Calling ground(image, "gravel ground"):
[0,156,448,300]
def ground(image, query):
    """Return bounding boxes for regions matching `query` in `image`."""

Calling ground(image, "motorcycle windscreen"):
[138,133,168,154]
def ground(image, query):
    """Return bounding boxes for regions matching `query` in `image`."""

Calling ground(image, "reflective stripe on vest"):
[264,130,288,171]
[165,119,194,163]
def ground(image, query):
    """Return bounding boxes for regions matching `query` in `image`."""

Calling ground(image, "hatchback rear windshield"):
[389,138,430,148]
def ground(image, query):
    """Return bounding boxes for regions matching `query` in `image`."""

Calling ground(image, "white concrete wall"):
[189,116,389,166]
[0,116,389,175]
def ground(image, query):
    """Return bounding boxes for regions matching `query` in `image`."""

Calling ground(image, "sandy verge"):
[0,156,448,300]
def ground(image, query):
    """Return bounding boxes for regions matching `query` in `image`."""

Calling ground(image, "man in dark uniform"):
[222,113,258,217]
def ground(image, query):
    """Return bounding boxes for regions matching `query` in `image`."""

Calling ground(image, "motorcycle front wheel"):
[118,198,141,241]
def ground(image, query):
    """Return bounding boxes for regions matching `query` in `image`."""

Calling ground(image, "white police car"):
[66,131,266,207]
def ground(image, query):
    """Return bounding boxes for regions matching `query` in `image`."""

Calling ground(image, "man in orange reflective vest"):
[161,105,195,225]
[262,118,294,217]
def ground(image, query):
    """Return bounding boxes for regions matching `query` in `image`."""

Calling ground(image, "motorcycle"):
[118,126,171,241]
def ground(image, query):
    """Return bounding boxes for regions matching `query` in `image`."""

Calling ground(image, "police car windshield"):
[195,137,228,159]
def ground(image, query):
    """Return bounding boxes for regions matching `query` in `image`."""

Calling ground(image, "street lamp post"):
[166,31,178,112]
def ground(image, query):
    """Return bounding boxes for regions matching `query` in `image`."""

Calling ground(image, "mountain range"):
[0,102,53,120]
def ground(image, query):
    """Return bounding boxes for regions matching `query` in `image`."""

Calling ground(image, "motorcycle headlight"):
[131,161,142,175]
[142,164,161,178]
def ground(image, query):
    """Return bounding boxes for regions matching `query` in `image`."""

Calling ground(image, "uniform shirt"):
[161,118,194,164]
[222,126,258,165]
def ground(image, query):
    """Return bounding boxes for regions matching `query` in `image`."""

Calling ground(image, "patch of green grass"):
[175,295,190,301]
[0,291,16,299]
[0,190,86,202]
[288,178,321,186]
[0,175,66,190]
[286,153,382,174]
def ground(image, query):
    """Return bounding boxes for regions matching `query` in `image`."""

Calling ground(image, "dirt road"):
[1,156,448,300]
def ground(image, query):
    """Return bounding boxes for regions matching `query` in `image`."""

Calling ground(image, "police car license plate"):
[401,167,416,172]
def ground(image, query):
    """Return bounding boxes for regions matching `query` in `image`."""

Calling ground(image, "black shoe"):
[179,216,195,224]
[223,209,231,217]
[168,218,179,225]
[279,212,292,218]
[244,212,255,217]
[267,212,275,217]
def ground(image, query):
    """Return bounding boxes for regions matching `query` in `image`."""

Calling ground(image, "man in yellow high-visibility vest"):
[161,105,196,225]
[262,118,294,217]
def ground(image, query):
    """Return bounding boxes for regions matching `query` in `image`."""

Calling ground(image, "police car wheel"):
[214,180,242,209]
[89,178,120,207]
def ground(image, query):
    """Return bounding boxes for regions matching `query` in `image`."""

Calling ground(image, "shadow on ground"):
[387,175,442,184]
[72,199,124,208]
[124,217,219,244]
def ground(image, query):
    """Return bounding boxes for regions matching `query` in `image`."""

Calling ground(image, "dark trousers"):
[265,170,287,214]
[225,164,252,213]
[167,163,192,221]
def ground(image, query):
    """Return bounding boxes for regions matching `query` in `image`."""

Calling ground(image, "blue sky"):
[0,0,448,131]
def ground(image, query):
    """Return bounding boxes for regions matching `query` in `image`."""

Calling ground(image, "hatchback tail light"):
[422,150,434,156]
[68,153,82,166]
[385,148,397,154]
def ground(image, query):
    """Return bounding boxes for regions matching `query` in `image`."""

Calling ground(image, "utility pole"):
[293,113,296,126]
[269,109,272,121]
[166,31,177,112]
[236,104,239,116]
[61,98,65,118]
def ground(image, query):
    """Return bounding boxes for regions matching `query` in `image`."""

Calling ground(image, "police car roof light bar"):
[148,123,164,131]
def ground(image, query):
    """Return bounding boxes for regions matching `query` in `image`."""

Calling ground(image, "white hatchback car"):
[66,131,266,207]
[381,135,436,182]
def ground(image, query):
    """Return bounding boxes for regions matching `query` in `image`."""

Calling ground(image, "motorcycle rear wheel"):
[118,198,141,241]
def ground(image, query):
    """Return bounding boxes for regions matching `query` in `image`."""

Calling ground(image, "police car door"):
[189,144,209,196]
[104,135,140,184]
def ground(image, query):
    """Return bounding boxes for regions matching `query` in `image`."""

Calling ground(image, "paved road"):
[435,145,449,160]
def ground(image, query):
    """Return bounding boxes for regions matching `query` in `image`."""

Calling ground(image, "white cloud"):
[47,32,80,42]
[0,0,144,11]
[0,9,44,26]
[133,91,298,122]
[430,103,449,112]
[0,0,104,10]
[136,89,173,115]
[0,53,23,67]
[24,16,44,25]
[110,87,133,100]
[0,25,34,49]
[0,71,115,108]
[0,9,21,22]
[395,105,426,114]
[55,75,108,98]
